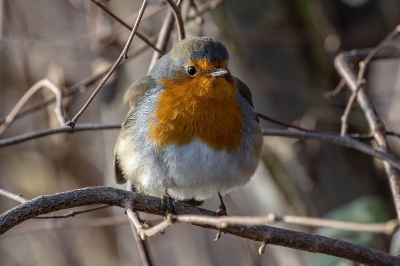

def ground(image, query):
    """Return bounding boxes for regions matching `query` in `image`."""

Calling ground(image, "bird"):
[114,36,263,239]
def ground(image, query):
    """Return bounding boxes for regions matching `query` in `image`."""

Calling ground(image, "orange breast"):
[149,75,243,151]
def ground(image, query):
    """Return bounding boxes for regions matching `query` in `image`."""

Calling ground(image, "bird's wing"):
[236,77,254,107]
[114,75,157,184]
[123,75,157,108]
[235,77,259,123]
[113,145,126,184]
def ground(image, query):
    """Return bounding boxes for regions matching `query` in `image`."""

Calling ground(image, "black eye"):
[187,66,197,76]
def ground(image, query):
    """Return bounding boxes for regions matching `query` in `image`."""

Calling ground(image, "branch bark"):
[0,186,399,266]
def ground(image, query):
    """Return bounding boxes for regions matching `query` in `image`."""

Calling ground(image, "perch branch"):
[0,187,398,266]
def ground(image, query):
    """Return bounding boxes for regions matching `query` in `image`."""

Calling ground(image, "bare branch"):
[0,123,120,148]
[126,181,154,266]
[127,204,174,240]
[67,0,149,128]
[180,212,396,235]
[90,0,164,55]
[262,129,400,171]
[0,79,65,137]
[323,78,346,99]
[149,9,176,69]
[0,187,399,265]
[340,26,400,136]
[0,188,28,203]
[186,0,224,21]
[335,42,400,219]
[165,0,185,41]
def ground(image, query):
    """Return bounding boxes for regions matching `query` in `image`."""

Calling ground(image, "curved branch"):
[335,44,400,219]
[165,0,185,40]
[0,187,398,265]
[0,79,65,137]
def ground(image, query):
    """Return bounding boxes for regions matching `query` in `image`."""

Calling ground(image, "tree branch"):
[165,0,185,41]
[2,125,400,174]
[0,79,65,137]
[0,123,120,148]
[335,44,400,219]
[0,186,398,266]
[90,0,164,55]
[262,129,400,171]
[67,0,149,128]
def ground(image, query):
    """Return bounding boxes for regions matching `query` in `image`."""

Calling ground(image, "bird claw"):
[214,199,227,241]
[159,191,176,216]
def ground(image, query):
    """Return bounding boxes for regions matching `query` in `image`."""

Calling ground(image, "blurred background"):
[1,0,400,265]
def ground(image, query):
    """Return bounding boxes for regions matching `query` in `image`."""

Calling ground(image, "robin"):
[114,37,263,239]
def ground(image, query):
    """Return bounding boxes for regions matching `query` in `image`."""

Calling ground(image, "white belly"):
[115,89,262,200]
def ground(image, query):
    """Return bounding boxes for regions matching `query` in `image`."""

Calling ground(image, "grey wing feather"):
[236,77,259,123]
[113,75,157,184]
[123,75,157,108]
[114,146,126,184]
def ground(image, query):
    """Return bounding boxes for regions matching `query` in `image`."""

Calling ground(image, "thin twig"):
[188,0,204,24]
[165,0,185,41]
[173,213,398,235]
[149,8,176,69]
[127,205,175,239]
[67,0,149,128]
[186,0,224,21]
[126,181,154,266]
[323,78,346,99]
[0,188,28,203]
[0,79,65,137]
[257,113,400,141]
[335,39,400,219]
[0,123,120,148]
[0,187,399,265]
[257,113,309,132]
[262,129,400,171]
[340,25,400,136]
[387,131,400,139]
[34,205,109,219]
[340,79,365,135]
[90,0,164,55]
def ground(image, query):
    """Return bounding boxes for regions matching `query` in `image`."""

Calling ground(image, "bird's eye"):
[187,66,197,76]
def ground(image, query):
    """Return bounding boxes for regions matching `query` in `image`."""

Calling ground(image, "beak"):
[209,68,229,77]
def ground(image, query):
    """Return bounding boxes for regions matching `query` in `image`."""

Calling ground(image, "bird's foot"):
[159,190,176,217]
[214,193,227,241]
